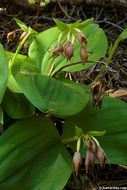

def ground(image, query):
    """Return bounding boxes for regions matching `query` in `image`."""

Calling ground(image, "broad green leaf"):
[28,27,60,69]
[2,88,35,119]
[6,51,33,93]
[0,116,72,190]
[0,44,8,103]
[12,63,89,116]
[54,19,69,32]
[42,23,108,75]
[14,18,28,32]
[62,95,127,165]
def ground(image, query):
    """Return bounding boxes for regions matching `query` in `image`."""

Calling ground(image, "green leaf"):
[75,126,83,137]
[118,29,127,40]
[78,18,94,30]
[69,21,80,30]
[0,44,8,103]
[28,27,60,69]
[2,88,35,119]
[54,19,69,32]
[14,18,29,32]
[12,63,89,116]
[62,94,127,165]
[87,130,106,137]
[6,51,33,93]
[0,116,72,190]
[29,27,38,36]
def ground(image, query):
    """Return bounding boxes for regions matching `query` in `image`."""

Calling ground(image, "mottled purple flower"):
[96,146,109,168]
[80,45,88,64]
[64,41,74,61]
[85,150,95,174]
[50,43,64,58]
[87,139,96,152]
[77,32,88,46]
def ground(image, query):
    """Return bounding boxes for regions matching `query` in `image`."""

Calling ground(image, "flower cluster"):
[50,29,92,64]
[72,137,109,175]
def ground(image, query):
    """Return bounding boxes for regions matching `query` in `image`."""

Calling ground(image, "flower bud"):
[20,32,27,42]
[85,150,95,174]
[80,45,88,65]
[90,77,105,109]
[7,31,16,42]
[64,41,74,61]
[77,32,88,46]
[96,146,108,168]
[72,152,82,176]
[87,139,96,152]
[50,43,63,58]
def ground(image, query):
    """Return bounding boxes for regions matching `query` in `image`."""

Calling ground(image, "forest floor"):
[0,1,127,189]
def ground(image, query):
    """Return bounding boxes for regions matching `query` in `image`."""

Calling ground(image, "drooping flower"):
[77,32,88,46]
[85,150,95,174]
[50,43,64,58]
[80,45,88,64]
[64,41,74,61]
[96,146,109,168]
[72,152,82,176]
[87,139,96,152]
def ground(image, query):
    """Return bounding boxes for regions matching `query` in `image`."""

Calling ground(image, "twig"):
[95,18,124,31]
[57,0,74,21]
[52,60,107,78]
[35,0,41,25]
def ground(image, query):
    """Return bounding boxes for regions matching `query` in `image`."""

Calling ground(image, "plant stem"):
[44,57,55,76]
[90,136,100,147]
[51,60,106,78]
[35,0,41,25]
[57,0,73,20]
[92,38,120,84]
[77,138,81,152]
[9,32,30,73]
[106,38,120,66]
